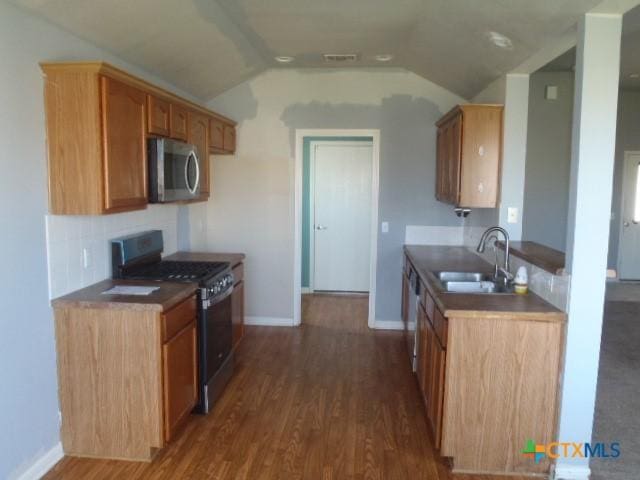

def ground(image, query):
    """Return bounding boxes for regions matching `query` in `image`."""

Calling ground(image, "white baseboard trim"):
[15,442,63,480]
[301,287,312,294]
[553,465,591,480]
[372,319,404,330]
[245,316,296,327]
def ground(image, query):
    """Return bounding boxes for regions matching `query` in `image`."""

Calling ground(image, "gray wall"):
[522,71,575,251]
[207,69,465,323]
[608,90,640,268]
[0,3,198,477]
[283,97,462,320]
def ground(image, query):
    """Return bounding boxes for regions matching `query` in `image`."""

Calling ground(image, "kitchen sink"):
[436,271,492,282]
[433,271,515,294]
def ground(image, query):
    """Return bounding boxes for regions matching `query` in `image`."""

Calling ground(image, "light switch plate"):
[507,207,518,224]
[381,221,389,233]
[545,85,558,100]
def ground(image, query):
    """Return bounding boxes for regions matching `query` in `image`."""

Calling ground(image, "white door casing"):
[618,151,640,280]
[311,142,373,292]
[293,129,380,329]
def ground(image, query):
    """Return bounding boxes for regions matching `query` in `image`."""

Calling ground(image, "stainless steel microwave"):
[148,138,200,202]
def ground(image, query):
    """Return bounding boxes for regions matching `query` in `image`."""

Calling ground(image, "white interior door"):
[312,143,373,292]
[618,152,640,280]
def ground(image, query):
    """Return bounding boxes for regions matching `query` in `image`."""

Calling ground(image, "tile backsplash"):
[473,244,570,311]
[45,205,180,299]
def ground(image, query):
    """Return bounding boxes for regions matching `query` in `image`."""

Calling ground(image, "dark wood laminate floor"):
[44,294,529,480]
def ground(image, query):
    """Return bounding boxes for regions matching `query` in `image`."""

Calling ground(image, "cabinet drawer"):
[433,307,448,347]
[232,262,244,285]
[162,296,197,342]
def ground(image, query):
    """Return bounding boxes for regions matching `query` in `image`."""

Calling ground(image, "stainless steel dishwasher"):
[406,267,420,372]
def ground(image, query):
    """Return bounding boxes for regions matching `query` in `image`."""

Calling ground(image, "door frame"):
[308,140,374,293]
[294,129,380,328]
[617,150,640,278]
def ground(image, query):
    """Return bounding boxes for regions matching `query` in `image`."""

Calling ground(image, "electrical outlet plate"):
[507,207,518,224]
[381,221,389,233]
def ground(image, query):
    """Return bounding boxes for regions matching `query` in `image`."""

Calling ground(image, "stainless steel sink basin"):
[436,271,492,282]
[433,271,515,294]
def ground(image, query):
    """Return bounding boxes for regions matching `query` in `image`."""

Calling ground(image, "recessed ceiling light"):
[630,73,640,79]
[487,31,513,49]
[375,54,394,62]
[274,56,295,64]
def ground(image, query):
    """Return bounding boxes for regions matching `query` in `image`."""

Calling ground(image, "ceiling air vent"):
[322,53,359,63]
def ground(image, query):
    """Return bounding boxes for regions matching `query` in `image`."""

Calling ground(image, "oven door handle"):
[184,150,200,195]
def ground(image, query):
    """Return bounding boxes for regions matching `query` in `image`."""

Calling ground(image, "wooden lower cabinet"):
[417,299,446,450]
[53,295,198,461]
[407,254,564,475]
[426,322,445,449]
[162,322,197,442]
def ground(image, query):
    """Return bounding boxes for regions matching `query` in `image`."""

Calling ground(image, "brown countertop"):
[403,245,565,321]
[165,251,245,267]
[496,241,565,275]
[51,279,198,312]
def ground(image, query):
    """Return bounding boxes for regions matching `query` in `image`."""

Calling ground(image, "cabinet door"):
[100,76,148,212]
[427,325,446,450]
[147,95,170,137]
[170,103,188,141]
[435,127,445,201]
[231,281,244,349]
[188,111,210,196]
[437,124,450,202]
[448,115,462,205]
[416,303,430,406]
[162,322,197,442]
[223,124,236,153]
[209,119,224,151]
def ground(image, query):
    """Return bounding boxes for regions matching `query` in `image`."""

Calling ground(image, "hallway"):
[591,285,640,480]
[45,295,530,479]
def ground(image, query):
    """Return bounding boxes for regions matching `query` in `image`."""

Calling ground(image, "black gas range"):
[111,230,234,414]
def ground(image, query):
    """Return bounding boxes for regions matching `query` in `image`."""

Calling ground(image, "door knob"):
[315,225,327,230]
[624,221,631,227]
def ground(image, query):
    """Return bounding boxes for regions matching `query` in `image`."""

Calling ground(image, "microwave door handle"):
[184,150,200,195]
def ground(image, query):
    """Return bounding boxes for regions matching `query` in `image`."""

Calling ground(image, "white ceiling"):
[540,3,640,90]
[11,0,604,100]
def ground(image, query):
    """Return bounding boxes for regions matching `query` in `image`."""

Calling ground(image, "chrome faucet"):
[476,226,512,282]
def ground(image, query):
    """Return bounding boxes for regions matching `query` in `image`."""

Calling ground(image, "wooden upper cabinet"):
[147,94,170,137]
[101,77,148,212]
[209,119,224,151]
[435,104,503,208]
[170,103,188,141]
[41,62,236,214]
[187,111,210,196]
[223,124,236,152]
[209,118,236,154]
